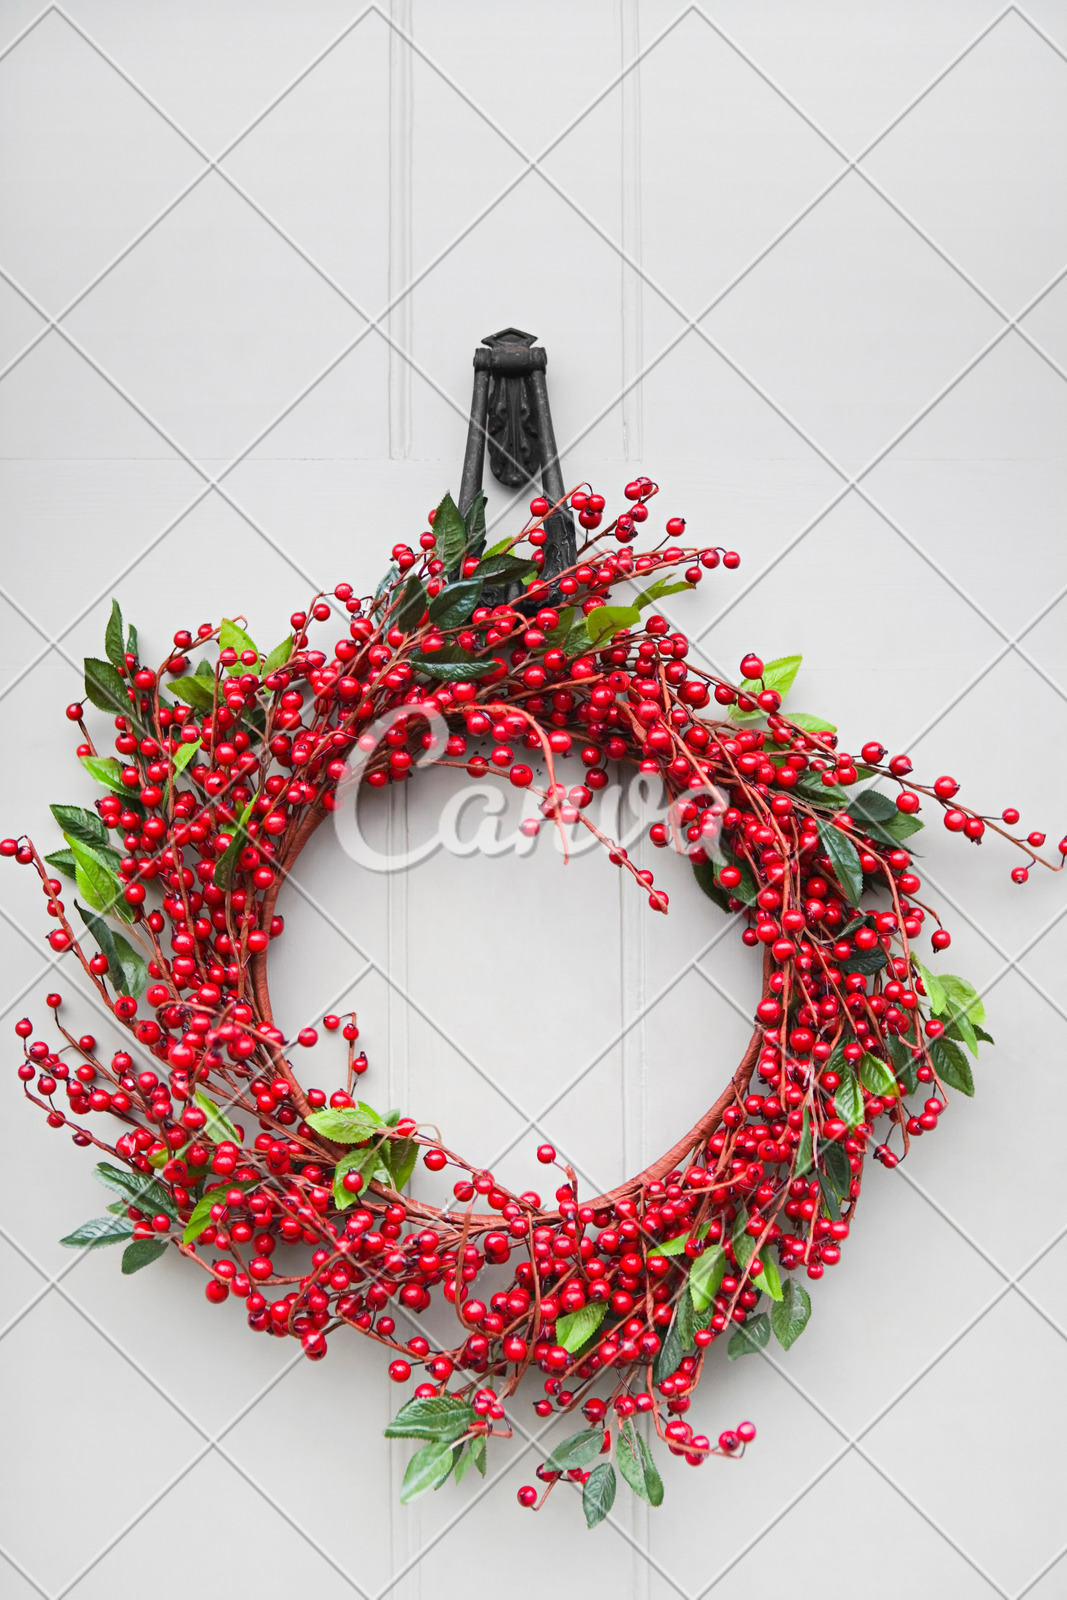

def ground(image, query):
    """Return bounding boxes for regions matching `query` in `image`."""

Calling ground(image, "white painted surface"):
[1,4,1065,1597]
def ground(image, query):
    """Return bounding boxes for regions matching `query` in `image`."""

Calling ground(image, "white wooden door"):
[1,4,1065,1596]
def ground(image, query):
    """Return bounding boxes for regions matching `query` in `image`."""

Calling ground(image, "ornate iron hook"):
[458,328,577,598]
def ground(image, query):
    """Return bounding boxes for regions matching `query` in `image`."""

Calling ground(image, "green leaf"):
[847,788,897,825]
[818,1173,842,1222]
[168,675,216,713]
[930,1036,975,1097]
[433,492,469,574]
[475,553,537,584]
[834,1065,865,1130]
[582,1463,616,1529]
[733,1210,756,1274]
[795,1105,813,1176]
[585,604,640,646]
[771,1278,811,1351]
[171,739,201,778]
[60,1214,135,1249]
[68,837,125,918]
[691,857,736,916]
[945,1012,978,1057]
[556,1302,606,1354]
[75,897,119,977]
[194,1088,240,1146]
[840,945,888,976]
[936,973,986,1029]
[182,1179,257,1244]
[454,1434,487,1483]
[784,712,838,733]
[50,804,108,849]
[711,852,759,907]
[821,1140,852,1201]
[213,797,255,891]
[121,1238,168,1274]
[816,817,864,907]
[632,576,695,609]
[332,1148,368,1210]
[106,930,147,999]
[728,1312,771,1359]
[760,654,802,700]
[84,657,134,721]
[636,1433,664,1507]
[756,1252,783,1301]
[689,1243,726,1312]
[401,1440,457,1503]
[409,654,495,682]
[93,1160,178,1219]
[385,1394,475,1442]
[732,654,803,721]
[127,622,139,659]
[617,1420,659,1505]
[649,1224,709,1258]
[452,1441,476,1485]
[547,1429,605,1473]
[859,1052,897,1097]
[306,1106,383,1144]
[45,847,77,881]
[104,600,125,670]
[888,1035,919,1095]
[383,1135,419,1193]
[262,636,294,676]
[219,618,259,670]
[81,753,134,798]
[393,575,427,634]
[792,772,852,808]
[428,578,483,629]
[463,489,487,557]
[915,961,947,1016]
[652,1302,685,1385]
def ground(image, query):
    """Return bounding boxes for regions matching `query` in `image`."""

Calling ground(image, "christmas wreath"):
[7,480,1062,1526]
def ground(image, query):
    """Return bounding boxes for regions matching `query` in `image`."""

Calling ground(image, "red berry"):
[536,1144,556,1164]
[388,1360,411,1383]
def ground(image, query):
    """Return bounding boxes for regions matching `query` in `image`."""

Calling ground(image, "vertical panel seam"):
[389,0,414,458]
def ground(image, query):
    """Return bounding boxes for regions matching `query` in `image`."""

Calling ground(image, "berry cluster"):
[6,480,1062,1526]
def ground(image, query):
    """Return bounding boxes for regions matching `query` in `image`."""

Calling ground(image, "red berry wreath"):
[7,479,1063,1527]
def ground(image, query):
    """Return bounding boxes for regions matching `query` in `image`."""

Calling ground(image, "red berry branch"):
[6,478,1063,1526]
